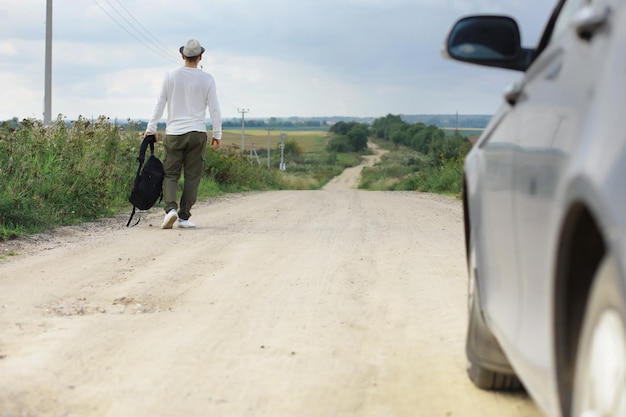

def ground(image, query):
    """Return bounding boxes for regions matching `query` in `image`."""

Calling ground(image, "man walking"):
[145,39,222,229]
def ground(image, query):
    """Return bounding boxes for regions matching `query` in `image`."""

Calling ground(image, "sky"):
[0,0,558,121]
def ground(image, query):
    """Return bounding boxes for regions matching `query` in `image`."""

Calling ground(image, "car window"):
[549,0,587,43]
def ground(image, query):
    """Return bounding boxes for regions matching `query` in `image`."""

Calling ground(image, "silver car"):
[443,1,626,416]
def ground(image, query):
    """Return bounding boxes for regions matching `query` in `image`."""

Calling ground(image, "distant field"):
[442,127,484,137]
[221,129,329,152]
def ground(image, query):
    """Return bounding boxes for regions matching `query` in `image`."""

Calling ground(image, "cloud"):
[0,41,18,57]
[0,0,557,120]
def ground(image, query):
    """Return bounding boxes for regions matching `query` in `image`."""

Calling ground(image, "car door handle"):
[574,4,611,40]
[504,81,524,106]
[545,61,562,80]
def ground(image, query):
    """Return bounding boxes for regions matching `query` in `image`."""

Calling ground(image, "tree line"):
[372,114,471,166]
[326,114,471,168]
[0,117,327,132]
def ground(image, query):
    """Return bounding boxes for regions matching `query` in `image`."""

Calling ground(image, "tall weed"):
[0,119,308,240]
[413,156,464,195]
[0,116,139,238]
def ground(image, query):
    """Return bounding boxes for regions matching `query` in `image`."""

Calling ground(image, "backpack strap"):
[133,135,156,190]
[126,206,138,227]
[138,134,156,164]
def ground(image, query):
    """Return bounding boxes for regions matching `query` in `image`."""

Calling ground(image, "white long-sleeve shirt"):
[146,66,222,139]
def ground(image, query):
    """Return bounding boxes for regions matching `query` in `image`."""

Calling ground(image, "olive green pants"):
[162,131,207,220]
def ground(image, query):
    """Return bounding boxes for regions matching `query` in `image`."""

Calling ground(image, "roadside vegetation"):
[359,114,471,195]
[0,113,474,240]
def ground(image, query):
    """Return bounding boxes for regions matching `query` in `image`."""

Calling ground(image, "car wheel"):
[466,239,523,390]
[572,255,626,417]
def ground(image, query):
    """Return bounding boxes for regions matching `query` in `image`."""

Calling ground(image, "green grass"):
[359,148,425,191]
[280,151,362,189]
[0,118,356,240]
[0,250,16,259]
[0,116,137,239]
[0,116,466,240]
[357,139,466,196]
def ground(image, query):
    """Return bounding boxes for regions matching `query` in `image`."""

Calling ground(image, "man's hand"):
[144,132,158,142]
[211,137,221,149]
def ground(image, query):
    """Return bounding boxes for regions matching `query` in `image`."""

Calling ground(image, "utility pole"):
[249,140,260,165]
[238,108,249,151]
[44,0,53,125]
[279,133,286,171]
[266,124,273,169]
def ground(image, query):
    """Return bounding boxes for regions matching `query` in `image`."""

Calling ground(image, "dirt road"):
[0,146,540,417]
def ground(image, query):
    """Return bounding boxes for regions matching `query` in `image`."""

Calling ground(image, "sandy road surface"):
[0,146,540,417]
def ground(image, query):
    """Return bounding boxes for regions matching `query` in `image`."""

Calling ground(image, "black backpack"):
[126,135,164,227]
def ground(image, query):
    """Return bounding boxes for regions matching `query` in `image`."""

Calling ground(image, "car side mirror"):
[443,15,532,72]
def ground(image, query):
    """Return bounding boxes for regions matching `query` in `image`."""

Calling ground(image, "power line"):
[91,0,241,121]
[91,0,178,64]
[92,0,244,111]
[113,0,172,53]
[92,0,173,60]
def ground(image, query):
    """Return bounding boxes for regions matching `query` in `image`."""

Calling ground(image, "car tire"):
[466,239,523,391]
[572,255,626,417]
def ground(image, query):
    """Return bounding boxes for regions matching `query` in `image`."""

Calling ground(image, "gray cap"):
[179,39,205,58]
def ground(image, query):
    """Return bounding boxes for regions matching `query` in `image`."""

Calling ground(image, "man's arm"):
[207,76,222,143]
[145,73,168,137]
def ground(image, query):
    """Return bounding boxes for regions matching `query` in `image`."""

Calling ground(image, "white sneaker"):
[161,209,178,229]
[177,219,196,228]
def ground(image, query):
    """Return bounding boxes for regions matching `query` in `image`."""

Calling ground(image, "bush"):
[0,115,136,239]
[283,139,303,157]
[347,125,368,152]
[204,144,285,190]
[326,122,369,153]
[326,135,352,153]
[414,156,464,195]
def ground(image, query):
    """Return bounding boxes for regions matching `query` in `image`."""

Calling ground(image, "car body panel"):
[506,12,596,409]
[450,0,626,416]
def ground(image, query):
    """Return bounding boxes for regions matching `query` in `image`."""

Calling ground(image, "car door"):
[473,108,523,334]
[507,0,611,405]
